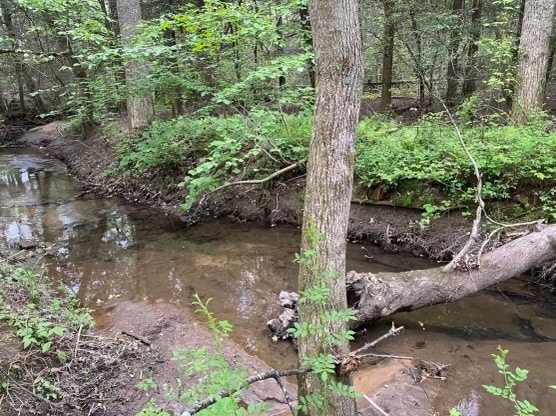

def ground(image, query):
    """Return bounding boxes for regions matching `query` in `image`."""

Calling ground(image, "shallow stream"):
[1,147,556,414]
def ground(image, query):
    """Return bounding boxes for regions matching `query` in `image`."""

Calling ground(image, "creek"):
[1,147,556,415]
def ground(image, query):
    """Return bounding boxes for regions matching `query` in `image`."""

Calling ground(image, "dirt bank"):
[18,121,472,261]
[94,301,295,415]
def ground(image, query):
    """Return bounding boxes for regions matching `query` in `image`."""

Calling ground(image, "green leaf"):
[51,326,66,336]
[22,337,33,349]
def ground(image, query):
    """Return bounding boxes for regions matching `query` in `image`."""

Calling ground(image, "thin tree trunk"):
[116,0,154,130]
[276,2,286,88]
[545,29,556,84]
[462,0,483,97]
[107,0,127,115]
[512,0,556,123]
[445,0,464,104]
[162,0,183,117]
[16,65,25,112]
[409,12,425,106]
[379,0,394,112]
[504,0,525,110]
[297,0,363,414]
[299,5,316,89]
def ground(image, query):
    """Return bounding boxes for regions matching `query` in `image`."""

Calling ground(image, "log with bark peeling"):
[268,225,556,334]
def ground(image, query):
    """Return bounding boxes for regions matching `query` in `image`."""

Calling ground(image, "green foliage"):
[137,378,158,392]
[33,376,65,401]
[117,110,311,209]
[136,400,171,416]
[289,226,361,413]
[0,266,94,354]
[476,0,520,101]
[355,114,556,223]
[127,0,313,115]
[482,347,539,416]
[136,295,268,416]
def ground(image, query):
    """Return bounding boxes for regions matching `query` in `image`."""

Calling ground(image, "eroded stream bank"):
[2,147,556,415]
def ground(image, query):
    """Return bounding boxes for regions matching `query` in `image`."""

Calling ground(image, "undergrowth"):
[114,108,556,223]
[115,109,311,210]
[0,265,156,414]
[355,113,556,222]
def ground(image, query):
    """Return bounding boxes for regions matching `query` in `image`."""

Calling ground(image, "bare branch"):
[351,322,404,355]
[181,368,311,416]
[362,393,390,416]
[210,159,306,194]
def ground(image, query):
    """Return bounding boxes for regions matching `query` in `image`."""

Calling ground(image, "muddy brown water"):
[2,147,556,415]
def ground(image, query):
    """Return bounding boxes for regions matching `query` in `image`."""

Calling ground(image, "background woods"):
[0,0,555,123]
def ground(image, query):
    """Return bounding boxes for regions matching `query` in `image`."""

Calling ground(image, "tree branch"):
[181,368,311,416]
[351,322,404,355]
[209,159,306,194]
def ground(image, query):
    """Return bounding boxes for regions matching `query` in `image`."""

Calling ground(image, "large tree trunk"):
[116,0,154,130]
[270,225,556,336]
[350,225,556,322]
[297,0,363,414]
[379,0,394,112]
[512,0,556,123]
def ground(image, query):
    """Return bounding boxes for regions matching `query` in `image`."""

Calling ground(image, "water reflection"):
[101,210,136,250]
[0,149,89,250]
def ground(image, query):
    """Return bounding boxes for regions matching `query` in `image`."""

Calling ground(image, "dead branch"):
[120,330,151,346]
[359,353,413,360]
[210,159,306,194]
[437,98,546,271]
[438,100,483,272]
[362,393,389,416]
[181,368,311,416]
[351,323,405,355]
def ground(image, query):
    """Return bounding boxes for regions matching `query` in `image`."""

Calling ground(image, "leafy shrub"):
[482,347,539,416]
[136,295,268,415]
[117,109,311,209]
[0,266,94,353]
[355,115,556,221]
[118,118,211,171]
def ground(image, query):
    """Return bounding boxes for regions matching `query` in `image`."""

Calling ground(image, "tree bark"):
[116,0,154,130]
[512,0,556,123]
[379,0,394,112]
[297,0,363,414]
[349,225,556,323]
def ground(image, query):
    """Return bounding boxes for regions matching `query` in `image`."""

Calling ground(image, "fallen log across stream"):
[268,224,556,336]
